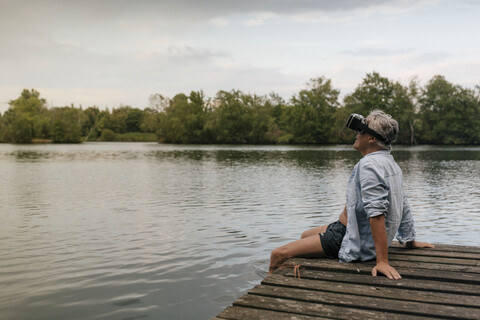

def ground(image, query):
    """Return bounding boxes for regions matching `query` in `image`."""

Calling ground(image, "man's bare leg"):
[268,235,326,274]
[300,225,329,239]
[269,206,347,274]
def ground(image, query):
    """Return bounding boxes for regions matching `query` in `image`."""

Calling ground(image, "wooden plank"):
[215,306,324,320]
[233,293,439,320]
[214,244,480,320]
[390,242,480,254]
[262,274,480,308]
[354,257,480,273]
[284,258,480,284]
[275,268,480,295]
[248,284,479,319]
[389,253,480,266]
[387,247,480,260]
[367,259,480,273]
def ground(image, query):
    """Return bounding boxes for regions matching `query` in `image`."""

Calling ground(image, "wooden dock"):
[213,243,480,319]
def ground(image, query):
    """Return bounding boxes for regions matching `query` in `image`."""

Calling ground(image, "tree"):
[125,108,144,132]
[81,107,102,141]
[4,89,50,142]
[264,93,291,143]
[246,93,289,144]
[391,79,418,144]
[140,108,160,134]
[209,90,252,143]
[51,107,82,143]
[109,107,128,133]
[343,72,399,114]
[149,93,170,112]
[288,77,340,144]
[159,91,209,143]
[418,75,480,144]
[343,72,417,144]
[0,113,6,142]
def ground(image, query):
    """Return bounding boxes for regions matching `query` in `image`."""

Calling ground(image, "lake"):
[1,143,479,319]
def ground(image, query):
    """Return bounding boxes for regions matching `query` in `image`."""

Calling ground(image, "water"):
[0,143,479,319]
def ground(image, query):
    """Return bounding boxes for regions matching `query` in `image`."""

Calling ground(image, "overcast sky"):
[1,0,479,113]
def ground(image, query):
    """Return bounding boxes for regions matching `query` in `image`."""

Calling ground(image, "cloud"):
[0,0,441,28]
[342,47,413,57]
[0,29,227,89]
[243,12,280,26]
[0,0,443,59]
[1,0,476,114]
[398,53,480,89]
[290,0,441,23]
[208,17,230,27]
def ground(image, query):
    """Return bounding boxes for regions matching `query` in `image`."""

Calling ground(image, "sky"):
[1,0,479,113]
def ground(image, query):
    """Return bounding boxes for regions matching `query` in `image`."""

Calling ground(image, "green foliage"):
[51,107,82,143]
[207,90,249,143]
[246,95,279,144]
[288,77,340,144]
[109,108,128,134]
[140,108,160,133]
[98,130,157,142]
[344,72,396,115]
[392,79,418,144]
[0,114,5,142]
[417,76,480,144]
[5,111,34,143]
[81,107,102,141]
[1,75,479,145]
[159,91,209,143]
[343,72,417,144]
[125,108,144,132]
[115,132,157,142]
[99,128,117,141]
[3,89,49,143]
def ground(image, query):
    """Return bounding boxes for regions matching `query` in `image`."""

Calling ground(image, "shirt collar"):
[363,149,390,158]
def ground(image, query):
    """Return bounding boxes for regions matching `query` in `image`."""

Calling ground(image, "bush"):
[100,128,117,141]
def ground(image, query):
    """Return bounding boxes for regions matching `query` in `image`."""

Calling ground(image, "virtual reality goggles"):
[345,113,390,144]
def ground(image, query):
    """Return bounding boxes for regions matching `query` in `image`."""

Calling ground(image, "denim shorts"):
[319,220,346,258]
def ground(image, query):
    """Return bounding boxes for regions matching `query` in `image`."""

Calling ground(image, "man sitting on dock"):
[269,109,434,279]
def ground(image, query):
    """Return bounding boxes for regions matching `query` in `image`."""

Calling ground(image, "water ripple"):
[0,143,480,319]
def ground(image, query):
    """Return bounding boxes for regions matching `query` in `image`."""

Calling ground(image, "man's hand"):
[406,240,435,249]
[369,215,402,279]
[372,261,402,280]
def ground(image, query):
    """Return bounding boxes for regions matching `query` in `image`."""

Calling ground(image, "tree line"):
[1,72,479,144]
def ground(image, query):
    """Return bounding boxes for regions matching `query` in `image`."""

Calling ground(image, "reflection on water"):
[0,143,479,319]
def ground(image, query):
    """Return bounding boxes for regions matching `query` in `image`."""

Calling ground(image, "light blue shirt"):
[338,150,416,262]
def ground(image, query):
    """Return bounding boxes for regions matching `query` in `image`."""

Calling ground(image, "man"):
[268,109,433,279]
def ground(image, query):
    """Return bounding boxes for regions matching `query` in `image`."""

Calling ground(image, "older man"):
[268,109,433,279]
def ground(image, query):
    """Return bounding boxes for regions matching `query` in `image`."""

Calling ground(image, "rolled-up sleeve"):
[396,195,416,244]
[359,160,389,219]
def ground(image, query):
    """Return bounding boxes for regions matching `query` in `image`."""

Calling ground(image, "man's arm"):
[339,204,347,226]
[370,214,402,280]
[406,240,435,249]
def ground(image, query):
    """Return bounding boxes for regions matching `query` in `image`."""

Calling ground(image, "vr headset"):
[345,113,390,144]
